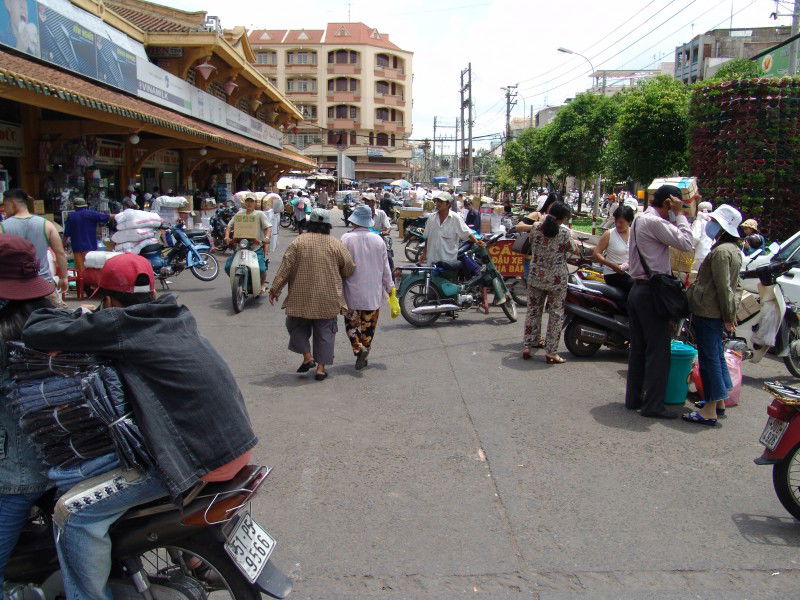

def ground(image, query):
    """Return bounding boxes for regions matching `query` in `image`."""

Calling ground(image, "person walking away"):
[269,209,355,381]
[0,188,68,301]
[268,192,283,251]
[593,205,634,294]
[64,197,113,275]
[0,235,54,591]
[683,204,743,426]
[418,192,483,265]
[691,200,714,268]
[741,218,766,256]
[291,192,311,232]
[341,205,394,370]
[626,185,694,418]
[464,198,481,232]
[224,193,272,290]
[522,202,574,364]
[22,253,258,599]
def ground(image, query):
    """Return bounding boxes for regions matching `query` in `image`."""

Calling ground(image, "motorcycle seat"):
[139,243,164,256]
[582,280,627,303]
[186,229,208,237]
[434,260,462,271]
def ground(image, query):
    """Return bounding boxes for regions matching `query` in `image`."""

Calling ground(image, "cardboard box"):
[647,177,698,218]
[397,207,424,237]
[670,247,695,273]
[33,199,45,214]
[231,213,262,239]
[737,290,760,323]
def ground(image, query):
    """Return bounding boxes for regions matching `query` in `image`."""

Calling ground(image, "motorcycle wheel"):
[190,252,220,281]
[505,277,528,307]
[773,442,800,521]
[404,239,421,262]
[784,325,800,378]
[500,296,518,322]
[399,282,441,327]
[137,533,263,600]
[232,274,246,314]
[564,319,601,357]
[279,214,291,228]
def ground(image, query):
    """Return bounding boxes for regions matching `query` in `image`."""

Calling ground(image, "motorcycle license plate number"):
[224,513,275,582]
[760,417,789,451]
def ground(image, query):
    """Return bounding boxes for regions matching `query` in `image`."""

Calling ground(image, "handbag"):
[632,220,689,320]
[512,229,532,255]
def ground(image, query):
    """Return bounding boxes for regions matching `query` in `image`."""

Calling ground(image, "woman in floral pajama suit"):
[522,202,574,364]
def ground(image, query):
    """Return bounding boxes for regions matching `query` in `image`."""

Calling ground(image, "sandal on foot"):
[296,360,316,373]
[682,411,718,427]
[545,354,566,364]
[315,371,328,381]
[522,348,532,360]
[694,400,725,417]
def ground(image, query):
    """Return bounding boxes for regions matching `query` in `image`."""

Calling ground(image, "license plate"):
[759,417,789,451]
[224,513,275,583]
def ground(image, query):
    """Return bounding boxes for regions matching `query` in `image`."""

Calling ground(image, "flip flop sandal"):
[522,348,532,360]
[296,360,316,373]
[682,411,718,427]
[545,354,566,364]
[694,400,725,417]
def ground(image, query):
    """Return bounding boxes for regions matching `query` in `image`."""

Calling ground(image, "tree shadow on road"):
[731,513,800,547]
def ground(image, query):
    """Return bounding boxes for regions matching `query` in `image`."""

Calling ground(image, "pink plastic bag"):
[725,350,743,407]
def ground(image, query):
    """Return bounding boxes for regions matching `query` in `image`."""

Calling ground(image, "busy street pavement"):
[155,210,800,599]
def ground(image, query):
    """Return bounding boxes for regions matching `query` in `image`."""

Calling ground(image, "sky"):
[157,0,785,151]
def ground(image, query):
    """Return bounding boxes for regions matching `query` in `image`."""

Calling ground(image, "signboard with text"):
[0,0,283,149]
[0,121,23,157]
[487,239,525,277]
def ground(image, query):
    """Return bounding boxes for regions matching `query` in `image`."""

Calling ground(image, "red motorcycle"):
[755,381,800,520]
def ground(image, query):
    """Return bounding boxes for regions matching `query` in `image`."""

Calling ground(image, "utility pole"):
[529,105,533,128]
[502,84,518,141]
[460,63,473,191]
[453,118,459,179]
[432,116,437,175]
[791,0,800,76]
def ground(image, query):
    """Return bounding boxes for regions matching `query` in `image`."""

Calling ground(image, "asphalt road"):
[160,211,800,599]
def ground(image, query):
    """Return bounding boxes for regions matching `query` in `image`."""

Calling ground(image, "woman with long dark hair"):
[0,235,54,589]
[684,205,743,426]
[522,201,574,364]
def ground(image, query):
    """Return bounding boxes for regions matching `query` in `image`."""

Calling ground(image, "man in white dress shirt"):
[419,192,483,266]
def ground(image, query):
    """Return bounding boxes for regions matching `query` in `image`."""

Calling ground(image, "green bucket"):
[664,340,697,405]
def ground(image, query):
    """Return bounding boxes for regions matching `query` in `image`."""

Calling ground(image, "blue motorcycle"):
[139,222,219,288]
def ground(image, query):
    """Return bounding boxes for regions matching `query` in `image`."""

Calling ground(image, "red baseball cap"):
[97,254,155,294]
[0,234,55,300]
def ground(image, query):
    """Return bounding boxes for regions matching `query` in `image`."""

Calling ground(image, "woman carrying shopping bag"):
[683,204,743,427]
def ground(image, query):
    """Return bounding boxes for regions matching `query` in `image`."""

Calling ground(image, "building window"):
[186,67,196,85]
[369,132,374,145]
[328,77,358,92]
[327,105,357,119]
[376,133,389,146]
[209,82,226,100]
[296,104,317,118]
[350,131,357,144]
[390,134,396,147]
[287,50,317,65]
[327,130,348,145]
[256,51,276,65]
[392,56,401,69]
[376,54,389,68]
[328,49,358,64]
[376,80,389,95]
[287,78,317,92]
[287,133,321,148]
[376,107,389,121]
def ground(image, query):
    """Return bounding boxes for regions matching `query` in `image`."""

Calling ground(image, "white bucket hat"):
[709,204,742,238]
[309,207,331,225]
[348,204,374,228]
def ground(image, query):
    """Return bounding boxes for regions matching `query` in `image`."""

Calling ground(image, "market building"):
[0,0,313,218]
[248,23,413,186]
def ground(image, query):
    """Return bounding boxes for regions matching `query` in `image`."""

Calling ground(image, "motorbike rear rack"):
[764,382,800,405]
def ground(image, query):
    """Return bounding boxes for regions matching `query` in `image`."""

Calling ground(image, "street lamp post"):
[558,47,603,235]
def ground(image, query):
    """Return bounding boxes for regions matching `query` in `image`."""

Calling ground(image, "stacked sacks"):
[112,208,162,254]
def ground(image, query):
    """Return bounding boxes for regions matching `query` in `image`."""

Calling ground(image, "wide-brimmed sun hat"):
[348,204,374,228]
[710,204,743,238]
[0,234,55,300]
[741,218,759,232]
[309,207,332,225]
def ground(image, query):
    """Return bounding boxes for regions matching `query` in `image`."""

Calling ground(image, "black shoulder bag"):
[632,219,689,320]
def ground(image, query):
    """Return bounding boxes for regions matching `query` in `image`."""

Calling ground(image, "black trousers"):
[625,281,671,413]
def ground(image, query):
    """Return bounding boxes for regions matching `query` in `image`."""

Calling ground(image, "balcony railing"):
[374,93,405,107]
[329,118,360,129]
[374,66,405,80]
[327,90,360,102]
[374,118,404,132]
[327,63,361,75]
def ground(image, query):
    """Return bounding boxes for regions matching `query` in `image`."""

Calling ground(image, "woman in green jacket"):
[683,204,743,427]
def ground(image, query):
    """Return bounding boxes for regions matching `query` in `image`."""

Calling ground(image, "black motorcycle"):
[6,465,292,599]
[210,204,237,252]
[562,275,630,357]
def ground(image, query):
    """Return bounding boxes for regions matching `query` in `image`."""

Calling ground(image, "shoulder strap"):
[632,218,652,278]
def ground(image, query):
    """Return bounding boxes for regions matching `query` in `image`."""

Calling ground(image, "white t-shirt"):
[423,211,473,265]
[373,209,391,232]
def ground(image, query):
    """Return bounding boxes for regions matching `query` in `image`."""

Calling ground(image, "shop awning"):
[0,49,314,170]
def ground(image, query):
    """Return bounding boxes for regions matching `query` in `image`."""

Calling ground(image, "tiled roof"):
[249,23,407,51]
[284,29,324,44]
[105,0,205,33]
[248,30,288,46]
[0,50,313,168]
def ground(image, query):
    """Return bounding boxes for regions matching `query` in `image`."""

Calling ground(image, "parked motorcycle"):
[396,233,517,326]
[402,216,427,263]
[755,381,800,521]
[6,464,292,599]
[230,239,267,313]
[210,204,237,252]
[562,274,630,357]
[140,222,219,288]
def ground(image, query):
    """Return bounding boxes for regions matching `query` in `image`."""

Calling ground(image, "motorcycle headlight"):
[239,239,250,249]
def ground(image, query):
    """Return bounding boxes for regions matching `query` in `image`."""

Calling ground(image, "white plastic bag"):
[111,228,158,244]
[114,209,162,230]
[116,237,159,255]
[751,284,781,349]
[84,251,121,269]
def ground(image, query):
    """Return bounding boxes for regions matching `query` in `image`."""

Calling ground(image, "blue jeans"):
[693,315,733,403]
[50,455,168,600]
[0,492,41,593]
[523,258,530,280]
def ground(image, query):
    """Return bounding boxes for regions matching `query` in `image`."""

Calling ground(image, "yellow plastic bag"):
[388,288,400,319]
